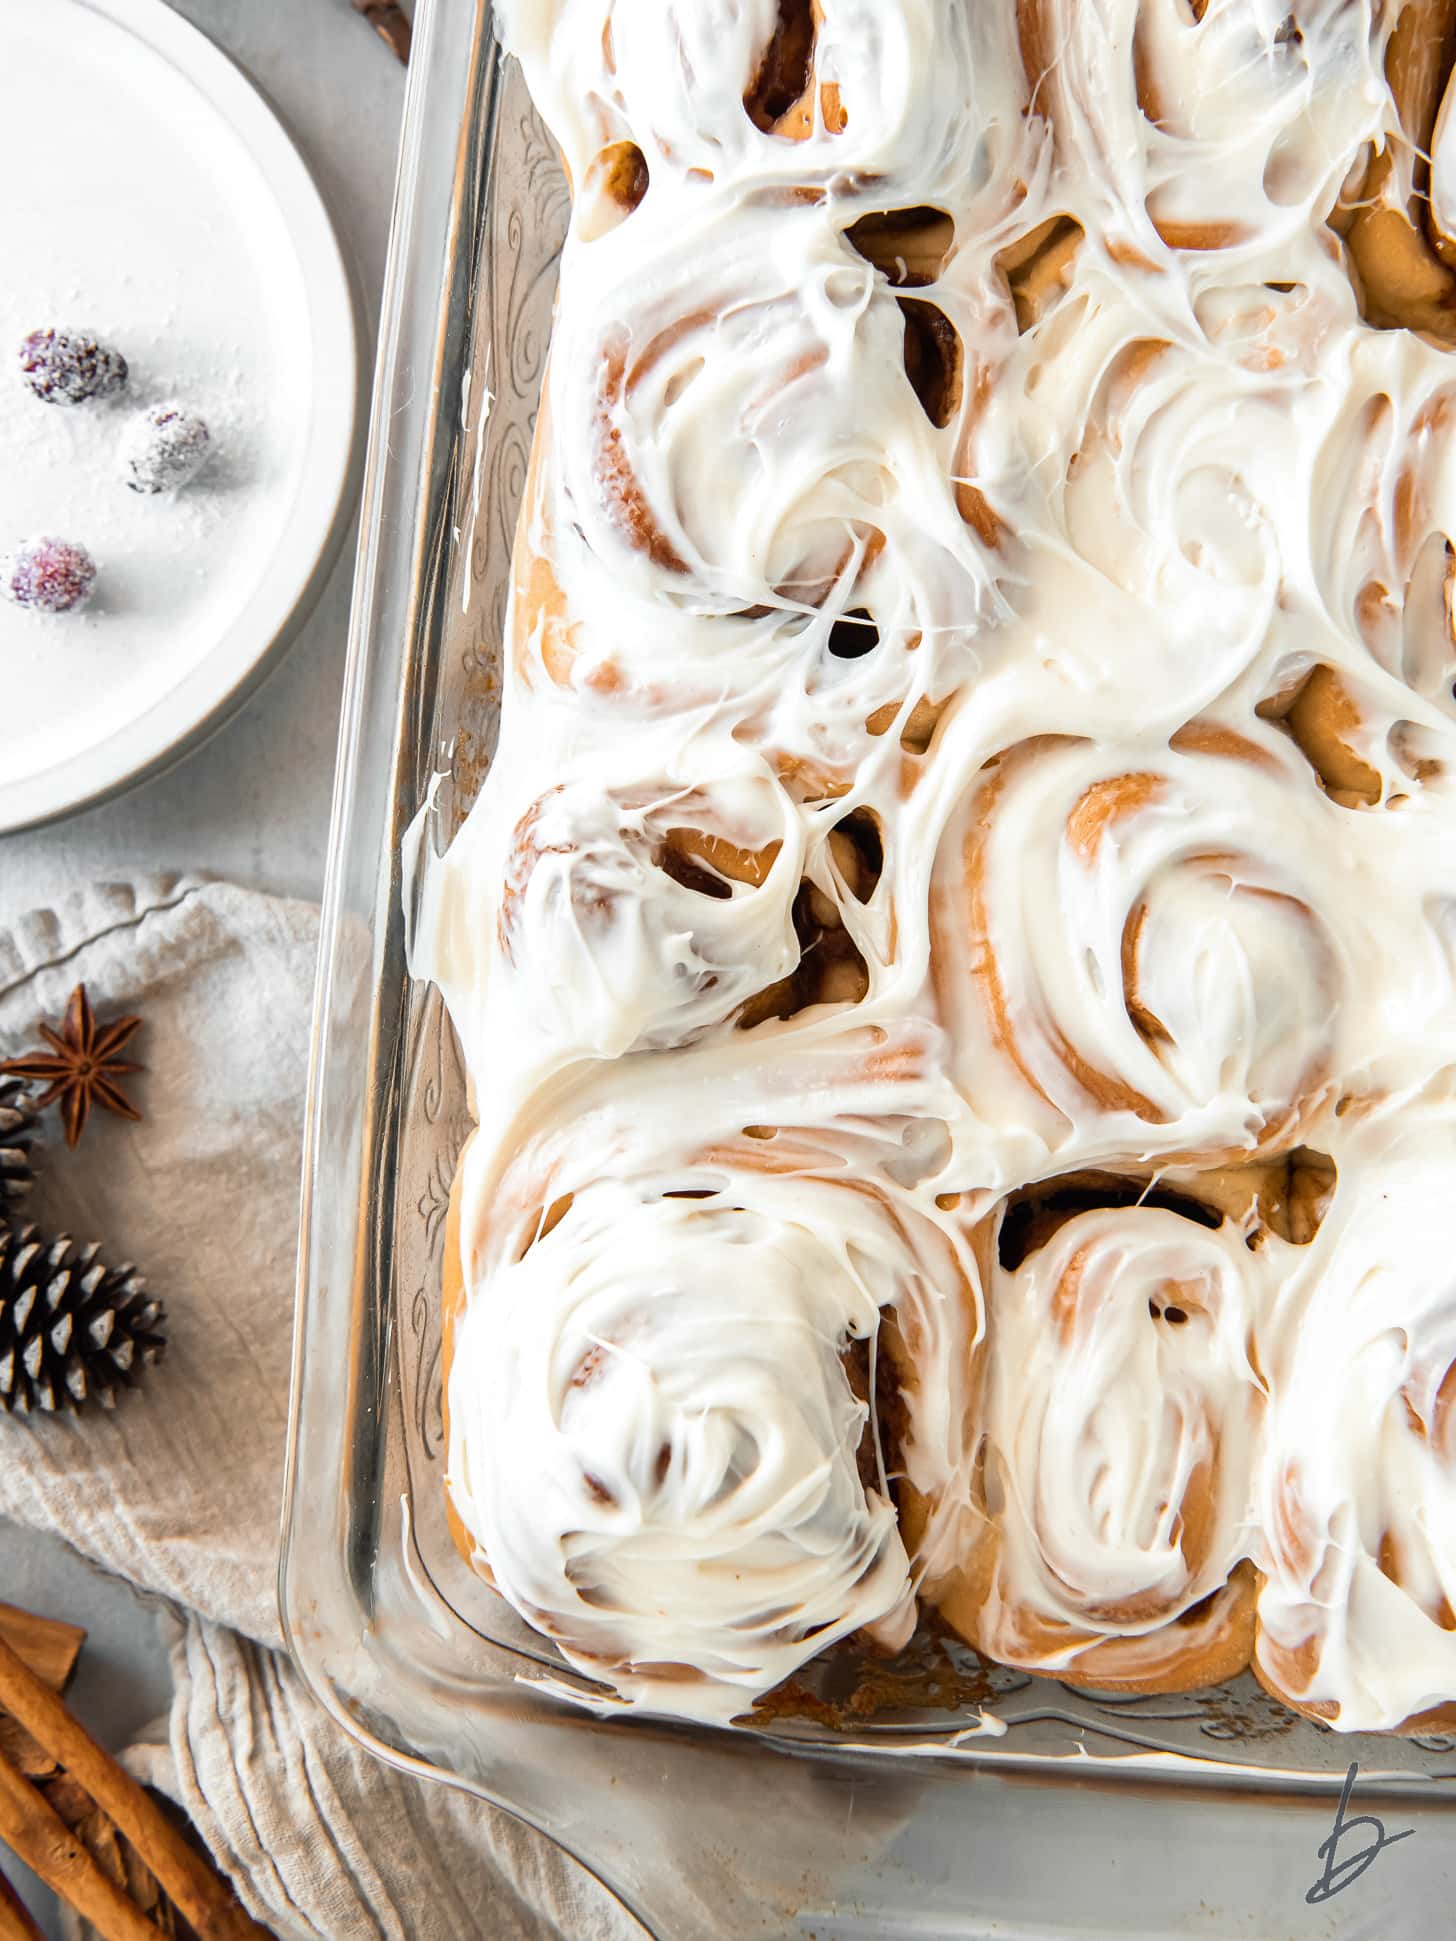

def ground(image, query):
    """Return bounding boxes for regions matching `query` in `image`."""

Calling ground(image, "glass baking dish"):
[282,1,1456,1932]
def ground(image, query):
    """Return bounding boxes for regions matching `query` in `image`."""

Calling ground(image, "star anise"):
[0,984,144,1149]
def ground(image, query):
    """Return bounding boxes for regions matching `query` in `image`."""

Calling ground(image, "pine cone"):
[0,1224,166,1415]
[0,1077,36,1227]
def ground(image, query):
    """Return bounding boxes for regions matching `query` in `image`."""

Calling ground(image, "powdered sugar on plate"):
[0,0,313,795]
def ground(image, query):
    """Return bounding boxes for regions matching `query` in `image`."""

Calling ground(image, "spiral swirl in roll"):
[978,323,1294,727]
[930,1196,1269,1689]
[445,1147,977,1721]
[559,211,988,607]
[517,199,1004,764]
[930,732,1346,1162]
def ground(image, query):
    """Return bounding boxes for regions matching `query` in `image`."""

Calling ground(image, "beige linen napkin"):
[0,874,636,1941]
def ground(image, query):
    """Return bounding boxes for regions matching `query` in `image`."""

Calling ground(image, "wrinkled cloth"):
[0,876,635,1941]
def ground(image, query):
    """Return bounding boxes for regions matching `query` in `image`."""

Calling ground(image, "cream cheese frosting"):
[1254,1081,1456,1730]
[446,1148,978,1717]
[415,0,1456,1726]
[973,1202,1275,1674]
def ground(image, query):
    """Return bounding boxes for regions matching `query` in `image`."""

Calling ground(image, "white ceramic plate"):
[0,0,361,833]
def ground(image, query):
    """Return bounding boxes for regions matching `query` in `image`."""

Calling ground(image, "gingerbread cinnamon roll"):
[443,1136,978,1721]
[496,775,802,1052]
[930,734,1345,1164]
[1020,0,1385,265]
[928,1190,1270,1691]
[974,301,1341,734]
[1255,1105,1456,1731]
[499,0,1034,210]
[497,0,1050,784]
[522,202,999,702]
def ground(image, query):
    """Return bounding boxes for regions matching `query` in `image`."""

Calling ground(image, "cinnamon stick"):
[0,1607,84,1694]
[0,1715,54,1784]
[0,1864,44,1941]
[0,1633,268,1941]
[0,1605,83,1785]
[38,1775,176,1937]
[0,1744,157,1941]
[352,0,411,62]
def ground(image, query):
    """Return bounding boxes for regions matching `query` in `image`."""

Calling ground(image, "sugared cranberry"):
[120,404,211,495]
[18,329,128,405]
[1,538,97,614]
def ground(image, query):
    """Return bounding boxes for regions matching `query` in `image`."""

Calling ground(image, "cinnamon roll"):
[493,774,801,1054]
[1254,1101,1456,1732]
[495,0,1056,786]
[929,1189,1271,1691]
[930,733,1349,1163]
[422,766,807,1082]
[1020,0,1386,265]
[502,0,1036,210]
[969,275,1363,737]
[513,200,1004,788]
[443,1133,978,1721]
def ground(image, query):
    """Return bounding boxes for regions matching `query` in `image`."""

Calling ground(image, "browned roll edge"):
[441,1152,480,1575]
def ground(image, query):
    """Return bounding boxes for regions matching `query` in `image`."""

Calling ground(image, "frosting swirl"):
[1255,1098,1456,1730]
[498,0,1036,208]
[931,732,1357,1163]
[446,1150,976,1721]
[493,775,803,1058]
[957,1198,1270,1688]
